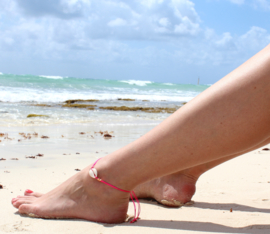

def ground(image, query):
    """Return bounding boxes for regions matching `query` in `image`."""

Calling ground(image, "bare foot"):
[134,170,197,207]
[13,169,198,209]
[12,165,130,223]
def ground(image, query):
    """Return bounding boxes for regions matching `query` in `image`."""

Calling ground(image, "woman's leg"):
[19,137,270,207]
[134,137,270,207]
[12,44,270,223]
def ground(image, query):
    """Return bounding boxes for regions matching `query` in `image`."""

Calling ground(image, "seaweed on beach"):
[25,154,44,159]
[31,104,52,107]
[18,132,37,140]
[104,133,113,139]
[64,99,99,104]
[1,133,13,140]
[41,135,49,139]
[27,114,49,118]
[117,98,135,101]
[99,106,178,113]
[62,104,97,109]
[26,156,36,159]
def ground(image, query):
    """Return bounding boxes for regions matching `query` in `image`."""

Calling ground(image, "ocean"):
[0,73,209,127]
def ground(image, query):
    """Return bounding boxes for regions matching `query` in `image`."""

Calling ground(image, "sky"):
[0,0,270,84]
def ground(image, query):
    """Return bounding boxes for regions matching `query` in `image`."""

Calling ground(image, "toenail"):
[12,198,18,202]
[26,189,33,193]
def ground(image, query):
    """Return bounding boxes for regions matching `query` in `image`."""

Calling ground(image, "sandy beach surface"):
[1,124,270,234]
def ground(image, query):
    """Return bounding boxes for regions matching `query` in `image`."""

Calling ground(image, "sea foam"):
[0,73,208,103]
[164,83,173,85]
[0,86,195,103]
[120,80,152,86]
[39,75,64,79]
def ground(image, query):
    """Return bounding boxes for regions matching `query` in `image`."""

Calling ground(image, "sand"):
[1,124,270,234]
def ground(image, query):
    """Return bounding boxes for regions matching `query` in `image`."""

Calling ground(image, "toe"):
[11,198,18,204]
[18,204,32,214]
[24,190,43,197]
[25,189,33,194]
[19,204,40,218]
[12,196,37,208]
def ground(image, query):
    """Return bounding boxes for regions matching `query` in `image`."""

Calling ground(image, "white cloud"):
[0,0,196,53]
[159,18,170,27]
[174,16,200,35]
[215,32,236,50]
[0,0,270,82]
[204,28,215,40]
[239,26,270,50]
[108,18,127,27]
[0,1,16,11]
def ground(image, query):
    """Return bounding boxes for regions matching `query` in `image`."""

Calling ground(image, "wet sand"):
[1,124,270,234]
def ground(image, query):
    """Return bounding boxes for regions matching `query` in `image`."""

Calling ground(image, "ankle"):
[81,165,130,203]
[89,157,136,192]
[180,168,203,181]
[88,158,141,223]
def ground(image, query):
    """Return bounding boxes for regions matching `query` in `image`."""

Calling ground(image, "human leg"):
[13,44,270,222]
[134,137,270,206]
[17,137,270,208]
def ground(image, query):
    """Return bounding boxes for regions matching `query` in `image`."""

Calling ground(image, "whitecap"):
[0,72,3,75]
[164,83,173,85]
[39,75,64,79]
[120,80,152,86]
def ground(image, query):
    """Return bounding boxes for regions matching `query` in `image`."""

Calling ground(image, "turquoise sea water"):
[0,73,209,126]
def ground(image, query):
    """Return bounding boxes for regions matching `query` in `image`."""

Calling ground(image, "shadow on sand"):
[16,200,270,233]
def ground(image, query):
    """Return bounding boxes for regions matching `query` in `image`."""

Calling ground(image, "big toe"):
[24,190,43,197]
[18,202,53,219]
[18,204,36,216]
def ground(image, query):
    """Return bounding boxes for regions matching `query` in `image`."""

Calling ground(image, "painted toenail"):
[26,189,33,193]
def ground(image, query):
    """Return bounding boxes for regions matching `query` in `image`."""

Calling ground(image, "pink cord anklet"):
[89,158,140,223]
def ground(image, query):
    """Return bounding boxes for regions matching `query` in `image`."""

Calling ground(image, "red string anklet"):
[89,158,140,223]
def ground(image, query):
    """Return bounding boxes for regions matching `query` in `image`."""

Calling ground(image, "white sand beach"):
[1,0,270,233]
[1,124,270,234]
